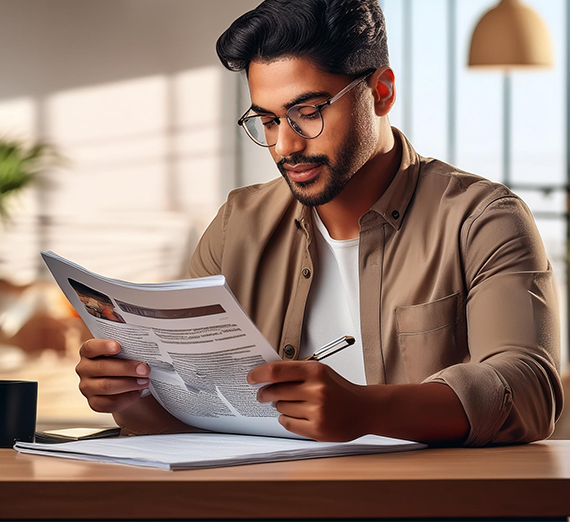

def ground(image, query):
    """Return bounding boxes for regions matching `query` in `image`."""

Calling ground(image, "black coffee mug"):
[0,380,37,448]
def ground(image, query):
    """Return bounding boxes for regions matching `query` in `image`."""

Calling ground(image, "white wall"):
[0,0,276,284]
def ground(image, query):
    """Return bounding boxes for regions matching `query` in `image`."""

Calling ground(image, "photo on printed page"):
[68,279,126,324]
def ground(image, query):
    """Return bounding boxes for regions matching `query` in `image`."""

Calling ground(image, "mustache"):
[277,154,331,170]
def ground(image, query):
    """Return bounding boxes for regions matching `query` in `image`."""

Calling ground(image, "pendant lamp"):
[469,0,553,69]
[466,0,554,187]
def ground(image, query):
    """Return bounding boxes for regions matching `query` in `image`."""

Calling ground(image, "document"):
[42,251,289,438]
[14,432,427,470]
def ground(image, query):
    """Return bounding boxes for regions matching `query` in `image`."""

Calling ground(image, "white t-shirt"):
[299,209,367,385]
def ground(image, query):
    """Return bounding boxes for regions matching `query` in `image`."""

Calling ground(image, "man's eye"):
[261,117,277,128]
[299,111,319,120]
[296,107,320,120]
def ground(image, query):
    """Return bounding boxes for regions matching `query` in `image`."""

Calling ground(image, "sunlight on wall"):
[47,75,169,213]
[0,97,37,140]
[0,67,229,285]
[49,76,168,142]
[174,67,224,213]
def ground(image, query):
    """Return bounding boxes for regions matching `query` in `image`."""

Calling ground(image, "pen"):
[302,335,355,362]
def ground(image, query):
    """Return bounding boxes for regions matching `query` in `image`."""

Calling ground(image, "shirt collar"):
[369,127,421,231]
[294,127,421,233]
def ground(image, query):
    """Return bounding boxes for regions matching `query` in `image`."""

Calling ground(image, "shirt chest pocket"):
[395,291,468,383]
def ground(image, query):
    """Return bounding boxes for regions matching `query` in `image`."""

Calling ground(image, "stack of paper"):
[15,432,426,470]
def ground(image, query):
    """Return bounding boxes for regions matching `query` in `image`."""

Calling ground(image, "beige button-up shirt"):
[189,128,563,446]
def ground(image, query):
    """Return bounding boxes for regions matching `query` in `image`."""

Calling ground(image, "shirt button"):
[283,344,295,358]
[392,210,400,219]
[302,268,311,279]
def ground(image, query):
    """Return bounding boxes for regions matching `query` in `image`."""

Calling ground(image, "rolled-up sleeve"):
[423,194,564,446]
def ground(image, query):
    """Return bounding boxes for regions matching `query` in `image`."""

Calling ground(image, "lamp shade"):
[469,0,553,69]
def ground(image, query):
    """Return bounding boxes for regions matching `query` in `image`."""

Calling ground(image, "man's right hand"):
[76,339,150,414]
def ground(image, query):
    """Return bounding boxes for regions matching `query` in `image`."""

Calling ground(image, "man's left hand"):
[248,361,368,441]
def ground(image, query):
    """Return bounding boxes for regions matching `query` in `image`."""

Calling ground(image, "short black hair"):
[216,0,389,76]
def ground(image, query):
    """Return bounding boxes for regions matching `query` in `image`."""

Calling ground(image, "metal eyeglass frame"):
[238,71,373,147]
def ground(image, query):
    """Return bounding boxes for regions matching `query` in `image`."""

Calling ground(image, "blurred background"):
[0,0,568,436]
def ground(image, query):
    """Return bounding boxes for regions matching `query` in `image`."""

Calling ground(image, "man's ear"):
[370,67,396,117]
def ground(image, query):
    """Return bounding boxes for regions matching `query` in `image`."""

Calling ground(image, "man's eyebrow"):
[284,90,331,110]
[250,103,275,115]
[250,90,332,115]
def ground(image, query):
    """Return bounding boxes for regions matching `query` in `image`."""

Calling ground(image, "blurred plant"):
[0,138,63,221]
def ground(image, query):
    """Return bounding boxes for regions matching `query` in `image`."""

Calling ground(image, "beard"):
[276,112,376,207]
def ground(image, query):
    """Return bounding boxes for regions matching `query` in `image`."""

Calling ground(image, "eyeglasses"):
[238,72,372,147]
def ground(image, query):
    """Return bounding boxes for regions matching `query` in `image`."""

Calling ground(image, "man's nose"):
[274,120,306,158]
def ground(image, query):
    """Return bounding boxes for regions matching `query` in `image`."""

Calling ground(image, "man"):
[76,0,563,445]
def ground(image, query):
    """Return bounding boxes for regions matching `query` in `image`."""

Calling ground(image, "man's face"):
[247,58,378,206]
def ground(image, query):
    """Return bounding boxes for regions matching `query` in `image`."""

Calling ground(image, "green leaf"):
[0,138,64,221]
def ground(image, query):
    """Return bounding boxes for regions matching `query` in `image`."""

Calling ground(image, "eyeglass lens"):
[243,105,324,146]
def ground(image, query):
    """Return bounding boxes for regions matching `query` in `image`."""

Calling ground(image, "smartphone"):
[34,427,121,443]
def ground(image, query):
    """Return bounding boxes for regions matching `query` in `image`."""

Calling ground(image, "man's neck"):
[315,129,402,240]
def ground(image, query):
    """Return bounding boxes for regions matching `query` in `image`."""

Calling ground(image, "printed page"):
[15,432,426,470]
[42,252,292,438]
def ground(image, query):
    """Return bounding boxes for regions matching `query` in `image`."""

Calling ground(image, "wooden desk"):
[1,440,570,520]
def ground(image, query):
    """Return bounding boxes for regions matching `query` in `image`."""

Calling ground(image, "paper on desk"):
[41,251,289,438]
[14,433,427,470]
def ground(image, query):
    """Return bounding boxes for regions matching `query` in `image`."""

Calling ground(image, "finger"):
[79,376,149,398]
[257,382,307,403]
[76,357,150,379]
[80,338,121,359]
[274,400,309,420]
[278,415,316,439]
[88,390,143,414]
[248,361,315,385]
